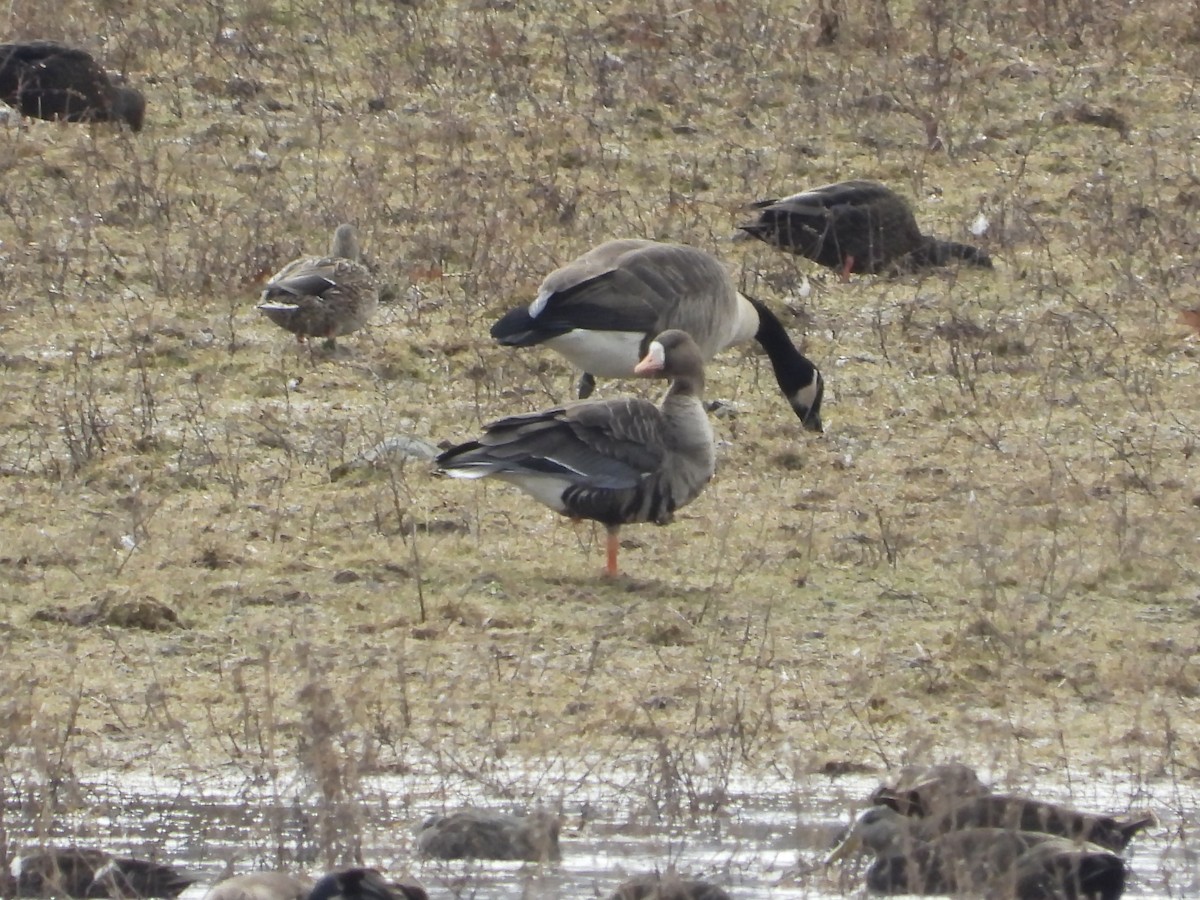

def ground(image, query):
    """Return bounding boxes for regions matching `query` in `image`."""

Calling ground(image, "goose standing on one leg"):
[490,239,824,432]
[0,41,145,130]
[737,180,992,279]
[258,224,379,350]
[437,329,716,577]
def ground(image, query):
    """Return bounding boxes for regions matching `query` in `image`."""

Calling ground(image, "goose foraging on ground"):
[258,224,378,349]
[11,848,193,898]
[490,239,823,432]
[437,329,716,577]
[737,180,992,279]
[872,789,1156,853]
[0,41,145,130]
[826,805,1127,900]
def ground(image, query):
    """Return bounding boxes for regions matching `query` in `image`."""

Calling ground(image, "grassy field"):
[1,0,1198,856]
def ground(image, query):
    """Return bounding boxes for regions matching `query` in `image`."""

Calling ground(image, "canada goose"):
[872,791,1156,853]
[12,848,193,898]
[201,872,312,900]
[437,330,715,577]
[490,239,823,432]
[608,874,732,900]
[307,870,425,900]
[415,809,561,862]
[258,224,379,349]
[826,806,1127,900]
[0,41,145,130]
[737,180,992,279]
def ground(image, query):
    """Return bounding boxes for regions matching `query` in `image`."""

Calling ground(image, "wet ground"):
[3,766,1191,898]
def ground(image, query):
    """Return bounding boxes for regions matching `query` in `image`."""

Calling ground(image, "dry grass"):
[1,0,1199,849]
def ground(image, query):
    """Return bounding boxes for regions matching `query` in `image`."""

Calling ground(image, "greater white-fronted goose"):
[415,808,561,862]
[258,224,378,349]
[11,848,194,898]
[201,873,312,900]
[737,180,992,279]
[490,239,823,432]
[0,41,145,130]
[437,329,716,576]
[826,806,1127,900]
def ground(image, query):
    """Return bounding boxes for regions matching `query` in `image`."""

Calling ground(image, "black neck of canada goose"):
[743,295,824,432]
[111,86,145,131]
[910,237,993,269]
[330,224,360,261]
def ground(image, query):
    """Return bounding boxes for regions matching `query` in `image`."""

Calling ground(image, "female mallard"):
[437,330,716,577]
[258,224,379,349]
[826,805,1127,900]
[0,41,145,130]
[738,180,992,279]
[490,239,823,432]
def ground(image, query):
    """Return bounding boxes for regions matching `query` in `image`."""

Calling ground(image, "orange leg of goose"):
[840,255,855,282]
[605,527,621,577]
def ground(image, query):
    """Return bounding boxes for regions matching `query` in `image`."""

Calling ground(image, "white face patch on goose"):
[528,289,552,318]
[633,339,666,375]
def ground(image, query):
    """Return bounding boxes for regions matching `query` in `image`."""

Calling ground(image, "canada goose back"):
[500,240,746,374]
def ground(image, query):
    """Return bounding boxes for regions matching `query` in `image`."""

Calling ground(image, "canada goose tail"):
[912,238,993,269]
[490,305,559,346]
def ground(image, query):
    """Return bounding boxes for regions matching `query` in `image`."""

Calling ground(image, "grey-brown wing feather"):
[449,400,666,488]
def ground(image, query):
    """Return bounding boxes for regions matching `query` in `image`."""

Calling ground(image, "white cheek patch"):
[793,379,821,410]
[528,289,552,318]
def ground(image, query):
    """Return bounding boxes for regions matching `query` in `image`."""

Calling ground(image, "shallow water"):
[3,766,1191,898]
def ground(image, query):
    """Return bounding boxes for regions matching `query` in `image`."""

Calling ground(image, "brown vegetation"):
[0,0,1198,870]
